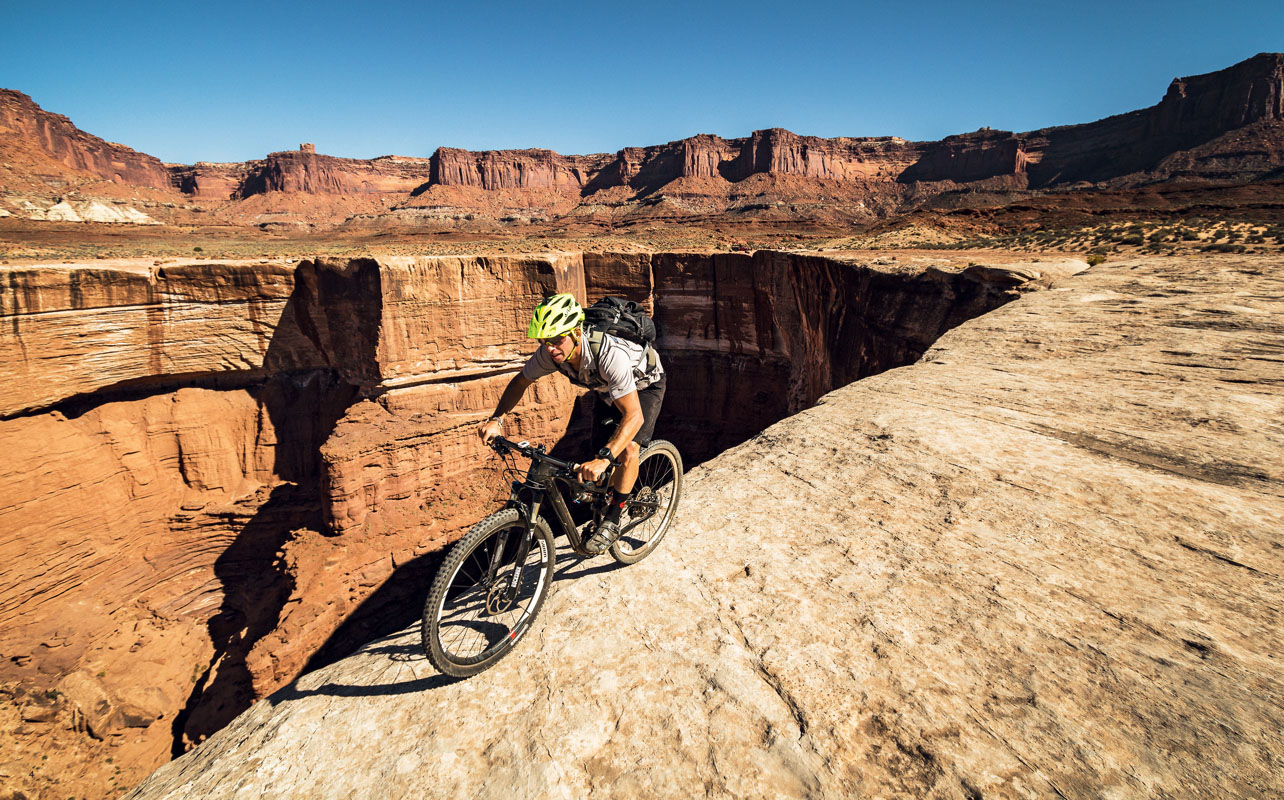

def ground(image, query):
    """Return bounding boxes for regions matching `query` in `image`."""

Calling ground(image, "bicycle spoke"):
[432,525,550,662]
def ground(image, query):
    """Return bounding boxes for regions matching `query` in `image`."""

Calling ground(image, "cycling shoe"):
[584,520,622,555]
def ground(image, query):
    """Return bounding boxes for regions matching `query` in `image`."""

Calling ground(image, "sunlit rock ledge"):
[127,254,1283,799]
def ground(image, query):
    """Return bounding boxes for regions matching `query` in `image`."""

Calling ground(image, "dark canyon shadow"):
[169,282,362,757]
[298,393,600,677]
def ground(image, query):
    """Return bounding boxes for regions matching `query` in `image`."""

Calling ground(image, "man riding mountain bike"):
[478,293,666,555]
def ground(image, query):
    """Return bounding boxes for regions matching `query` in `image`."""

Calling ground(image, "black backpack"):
[582,297,657,346]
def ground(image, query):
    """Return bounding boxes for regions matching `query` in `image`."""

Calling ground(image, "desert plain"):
[1,53,1282,800]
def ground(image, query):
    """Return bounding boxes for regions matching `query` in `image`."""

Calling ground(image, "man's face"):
[540,331,576,363]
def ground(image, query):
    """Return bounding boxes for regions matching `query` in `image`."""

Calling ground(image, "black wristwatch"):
[596,446,618,465]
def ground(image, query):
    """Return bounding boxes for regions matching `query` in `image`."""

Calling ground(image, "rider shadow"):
[267,638,457,701]
[552,550,625,581]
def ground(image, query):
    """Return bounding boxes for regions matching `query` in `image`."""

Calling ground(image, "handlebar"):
[488,435,609,492]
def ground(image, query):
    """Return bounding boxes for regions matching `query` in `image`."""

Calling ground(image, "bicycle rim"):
[430,517,551,671]
[613,441,682,562]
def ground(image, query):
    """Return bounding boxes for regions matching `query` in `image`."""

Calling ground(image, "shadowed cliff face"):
[0,251,1045,799]
[583,251,1024,463]
[125,254,1284,800]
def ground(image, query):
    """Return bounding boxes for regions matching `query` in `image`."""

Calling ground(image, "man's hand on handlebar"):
[479,417,503,444]
[577,458,611,484]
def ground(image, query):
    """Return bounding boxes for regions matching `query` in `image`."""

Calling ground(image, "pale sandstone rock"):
[0,259,325,417]
[129,255,1283,799]
[43,199,82,221]
[78,199,160,224]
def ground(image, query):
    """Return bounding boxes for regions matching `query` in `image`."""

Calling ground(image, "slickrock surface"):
[128,255,1284,799]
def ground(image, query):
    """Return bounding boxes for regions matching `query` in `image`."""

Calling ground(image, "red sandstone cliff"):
[2,53,1281,224]
[0,89,173,191]
[429,147,611,191]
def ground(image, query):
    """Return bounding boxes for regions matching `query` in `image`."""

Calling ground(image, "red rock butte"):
[2,53,1282,229]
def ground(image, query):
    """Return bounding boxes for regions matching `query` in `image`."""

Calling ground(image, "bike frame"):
[491,436,612,561]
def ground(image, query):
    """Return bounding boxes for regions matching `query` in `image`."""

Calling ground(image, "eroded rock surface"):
[3,249,1030,798]
[129,255,1283,799]
[0,254,589,796]
[5,55,1282,227]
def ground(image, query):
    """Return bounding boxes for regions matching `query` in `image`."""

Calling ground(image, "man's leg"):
[595,378,665,548]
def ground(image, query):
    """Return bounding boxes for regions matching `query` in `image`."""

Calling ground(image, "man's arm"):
[603,390,643,458]
[479,373,534,442]
[578,389,642,482]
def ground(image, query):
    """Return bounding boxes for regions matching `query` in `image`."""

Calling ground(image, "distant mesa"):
[1,52,1282,225]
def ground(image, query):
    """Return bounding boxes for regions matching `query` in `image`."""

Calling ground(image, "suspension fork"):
[489,487,543,592]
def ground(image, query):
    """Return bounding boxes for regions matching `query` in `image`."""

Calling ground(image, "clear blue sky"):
[2,0,1280,164]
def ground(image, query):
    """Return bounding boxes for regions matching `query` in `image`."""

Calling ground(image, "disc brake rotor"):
[486,580,518,614]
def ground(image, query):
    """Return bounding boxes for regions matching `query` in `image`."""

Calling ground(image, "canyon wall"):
[416,53,1284,201]
[5,54,1281,223]
[0,251,1050,798]
[429,147,611,191]
[236,152,435,198]
[584,251,1027,461]
[0,89,173,191]
[0,254,582,797]
[169,152,436,201]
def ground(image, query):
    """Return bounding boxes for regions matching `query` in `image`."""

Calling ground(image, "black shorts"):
[592,374,666,452]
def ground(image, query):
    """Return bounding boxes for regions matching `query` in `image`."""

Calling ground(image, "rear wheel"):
[422,509,555,678]
[610,440,683,565]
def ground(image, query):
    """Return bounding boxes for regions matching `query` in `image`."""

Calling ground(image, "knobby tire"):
[610,439,684,565]
[421,509,555,678]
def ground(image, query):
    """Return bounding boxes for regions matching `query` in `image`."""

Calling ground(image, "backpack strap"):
[588,328,606,365]
[588,327,658,388]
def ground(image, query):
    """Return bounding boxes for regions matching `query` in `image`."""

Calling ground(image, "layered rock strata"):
[0,261,325,417]
[412,54,1284,200]
[127,254,1284,799]
[5,55,1282,225]
[0,250,1038,798]
[0,254,583,797]
[0,89,173,191]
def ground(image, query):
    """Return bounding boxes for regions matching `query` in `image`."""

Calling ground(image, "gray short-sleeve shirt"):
[522,333,663,404]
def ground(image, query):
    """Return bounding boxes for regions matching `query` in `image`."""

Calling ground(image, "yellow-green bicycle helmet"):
[527,293,584,339]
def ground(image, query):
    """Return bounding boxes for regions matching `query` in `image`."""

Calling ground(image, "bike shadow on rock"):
[269,549,627,702]
[267,637,457,701]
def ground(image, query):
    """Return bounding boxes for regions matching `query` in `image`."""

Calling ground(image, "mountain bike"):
[421,435,684,678]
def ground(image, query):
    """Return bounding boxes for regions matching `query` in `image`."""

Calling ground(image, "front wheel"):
[422,509,555,678]
[611,440,683,565]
